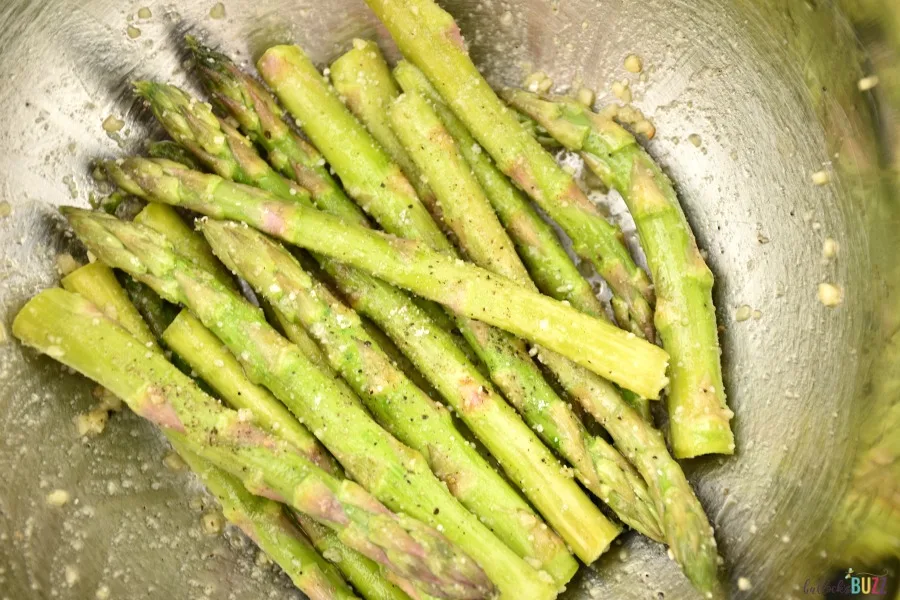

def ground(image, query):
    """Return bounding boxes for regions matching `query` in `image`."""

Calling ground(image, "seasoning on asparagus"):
[63,208,556,600]
[122,72,621,563]
[386,76,723,598]
[505,91,734,460]
[14,287,491,600]
[173,438,361,600]
[103,159,669,414]
[151,63,466,354]
[134,79,577,583]
[388,90,662,541]
[391,62,653,422]
[65,258,364,600]
[330,39,439,213]
[124,223,413,600]
[360,0,655,340]
[202,218,578,577]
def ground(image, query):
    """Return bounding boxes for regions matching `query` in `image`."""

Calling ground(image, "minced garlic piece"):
[46,489,71,506]
[817,283,843,307]
[624,54,643,73]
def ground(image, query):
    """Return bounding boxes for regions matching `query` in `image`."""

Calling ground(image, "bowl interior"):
[0,0,889,598]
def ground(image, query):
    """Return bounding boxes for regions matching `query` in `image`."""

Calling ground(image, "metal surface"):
[0,0,896,599]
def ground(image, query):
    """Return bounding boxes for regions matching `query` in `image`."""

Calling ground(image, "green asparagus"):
[61,262,159,348]
[253,47,443,245]
[130,217,413,600]
[143,71,465,355]
[189,38,473,360]
[14,287,490,600]
[504,91,734,460]
[64,263,361,600]
[185,36,367,226]
[329,40,440,215]
[64,208,555,600]
[202,218,580,580]
[389,90,662,541]
[391,62,653,422]
[361,0,655,339]
[123,75,615,565]
[172,438,360,600]
[104,158,669,397]
[162,314,414,600]
[391,62,604,322]
[389,87,723,596]
[134,78,577,582]
[148,140,204,171]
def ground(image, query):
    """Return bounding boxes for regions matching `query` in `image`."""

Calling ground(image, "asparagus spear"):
[246,48,444,246]
[14,288,489,600]
[63,209,554,600]
[58,219,415,600]
[391,63,654,423]
[504,91,734,460]
[389,86,723,597]
[201,219,579,575]
[103,159,668,409]
[163,313,415,600]
[171,438,360,600]
[358,315,436,398]
[329,40,439,215]
[360,0,655,339]
[61,262,158,348]
[64,263,362,600]
[389,90,662,541]
[134,80,577,582]
[142,73,465,358]
[134,201,344,393]
[390,63,604,322]
[185,35,366,226]
[545,355,724,598]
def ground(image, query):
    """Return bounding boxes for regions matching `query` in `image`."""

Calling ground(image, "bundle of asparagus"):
[9,3,738,597]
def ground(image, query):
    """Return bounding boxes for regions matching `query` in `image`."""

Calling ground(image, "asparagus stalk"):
[391,63,654,423]
[134,202,345,397]
[389,90,662,541]
[249,47,444,246]
[123,75,615,564]
[64,209,553,600]
[61,262,158,349]
[57,224,413,600]
[388,86,724,597]
[360,0,655,339]
[329,40,439,215]
[133,203,234,286]
[171,438,360,600]
[358,315,436,398]
[163,314,414,600]
[64,263,361,600]
[185,35,366,226]
[142,74,465,357]
[504,91,734,460]
[134,79,577,581]
[391,63,604,321]
[103,159,668,410]
[545,355,724,598]
[201,219,579,579]
[14,288,489,600]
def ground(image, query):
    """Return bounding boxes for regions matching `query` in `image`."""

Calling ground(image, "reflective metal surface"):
[0,1,896,598]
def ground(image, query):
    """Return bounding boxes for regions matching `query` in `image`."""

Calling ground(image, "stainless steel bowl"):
[1,1,897,598]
